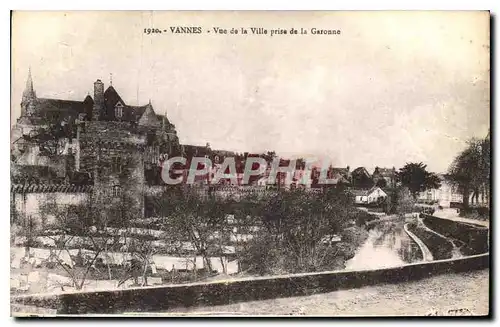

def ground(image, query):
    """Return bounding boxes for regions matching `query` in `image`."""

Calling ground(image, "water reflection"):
[345,220,423,270]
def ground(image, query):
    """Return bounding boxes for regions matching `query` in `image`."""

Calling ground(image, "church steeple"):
[21,68,37,116]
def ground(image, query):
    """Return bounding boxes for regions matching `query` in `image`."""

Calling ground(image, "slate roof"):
[103,86,157,123]
[11,165,61,184]
[182,144,211,157]
[28,85,165,126]
[211,149,237,157]
[373,167,396,177]
[331,167,349,174]
[138,103,161,127]
[330,167,351,180]
[351,167,371,178]
[33,97,93,124]
[351,187,385,197]
[327,174,351,184]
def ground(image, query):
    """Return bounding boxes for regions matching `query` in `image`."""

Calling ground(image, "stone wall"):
[12,253,489,314]
[420,214,489,255]
[406,222,454,260]
[11,190,89,226]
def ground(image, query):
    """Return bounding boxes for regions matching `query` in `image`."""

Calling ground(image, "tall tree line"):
[447,132,490,208]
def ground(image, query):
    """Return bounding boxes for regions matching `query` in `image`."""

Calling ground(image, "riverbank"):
[406,221,454,260]
[433,208,489,228]
[156,269,489,316]
[345,219,422,270]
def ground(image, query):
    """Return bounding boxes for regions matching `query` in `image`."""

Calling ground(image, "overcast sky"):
[11,11,490,173]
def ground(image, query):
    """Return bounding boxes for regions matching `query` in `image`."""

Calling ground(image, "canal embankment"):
[420,214,489,256]
[403,223,433,261]
[405,221,454,260]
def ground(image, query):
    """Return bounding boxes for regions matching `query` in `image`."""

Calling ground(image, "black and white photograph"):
[9,11,490,316]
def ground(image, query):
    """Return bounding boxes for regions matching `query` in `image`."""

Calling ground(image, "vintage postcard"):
[10,11,490,317]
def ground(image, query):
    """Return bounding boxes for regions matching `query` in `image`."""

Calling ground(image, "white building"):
[353,187,387,204]
[417,175,488,208]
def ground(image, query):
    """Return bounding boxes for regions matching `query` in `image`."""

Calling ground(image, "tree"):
[351,168,374,189]
[397,162,441,199]
[263,151,277,164]
[375,178,387,188]
[448,137,490,208]
[38,196,122,290]
[36,159,139,290]
[155,187,234,277]
[120,228,159,287]
[13,120,74,159]
[13,204,39,258]
[240,188,359,274]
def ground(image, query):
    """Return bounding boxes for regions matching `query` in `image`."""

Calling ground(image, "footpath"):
[155,269,489,316]
[432,208,489,228]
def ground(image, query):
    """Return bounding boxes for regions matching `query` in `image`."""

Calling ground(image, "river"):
[345,219,423,270]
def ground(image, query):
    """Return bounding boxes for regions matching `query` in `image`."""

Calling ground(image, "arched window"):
[115,102,124,119]
[112,185,122,197]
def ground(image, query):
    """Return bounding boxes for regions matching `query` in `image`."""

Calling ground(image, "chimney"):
[92,79,104,121]
[75,123,82,171]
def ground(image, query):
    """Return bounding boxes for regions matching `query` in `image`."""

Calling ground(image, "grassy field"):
[157,269,489,317]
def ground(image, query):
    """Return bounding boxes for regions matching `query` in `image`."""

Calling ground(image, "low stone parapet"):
[12,253,489,315]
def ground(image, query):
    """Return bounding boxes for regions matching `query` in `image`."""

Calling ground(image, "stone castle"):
[10,70,207,220]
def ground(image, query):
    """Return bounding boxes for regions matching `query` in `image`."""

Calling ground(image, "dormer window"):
[115,102,124,119]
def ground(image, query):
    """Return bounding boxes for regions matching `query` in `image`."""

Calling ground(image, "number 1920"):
[144,28,162,34]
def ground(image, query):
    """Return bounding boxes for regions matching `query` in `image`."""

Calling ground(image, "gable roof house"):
[351,167,374,189]
[328,166,352,183]
[352,186,388,205]
[372,166,397,188]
